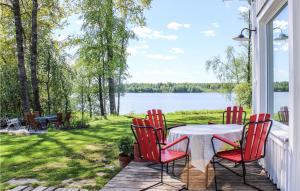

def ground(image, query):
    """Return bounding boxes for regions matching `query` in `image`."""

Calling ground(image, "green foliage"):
[206,46,247,86]
[234,83,252,107]
[117,135,134,156]
[0,0,72,117]
[274,81,289,92]
[124,83,227,93]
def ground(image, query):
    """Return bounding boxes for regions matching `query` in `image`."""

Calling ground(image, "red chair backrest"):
[242,113,272,161]
[146,109,166,142]
[57,112,63,123]
[223,106,245,125]
[27,113,39,128]
[278,106,289,124]
[64,112,71,122]
[131,118,160,162]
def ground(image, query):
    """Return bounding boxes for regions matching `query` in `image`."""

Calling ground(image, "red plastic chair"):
[146,109,185,144]
[208,106,246,125]
[55,112,63,128]
[131,118,190,190]
[211,113,273,190]
[278,106,289,125]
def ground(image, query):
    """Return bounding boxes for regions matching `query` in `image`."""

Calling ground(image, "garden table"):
[167,124,243,187]
[35,115,57,125]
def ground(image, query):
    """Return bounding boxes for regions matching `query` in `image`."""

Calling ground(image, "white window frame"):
[253,0,288,128]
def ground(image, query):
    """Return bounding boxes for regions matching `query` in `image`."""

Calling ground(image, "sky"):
[54,0,288,83]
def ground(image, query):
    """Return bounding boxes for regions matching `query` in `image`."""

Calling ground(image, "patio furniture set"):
[24,111,71,130]
[130,107,273,190]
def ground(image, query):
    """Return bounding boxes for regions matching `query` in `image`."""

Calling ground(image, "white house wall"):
[288,0,300,190]
[252,0,300,190]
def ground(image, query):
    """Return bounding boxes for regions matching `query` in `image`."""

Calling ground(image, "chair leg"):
[212,156,218,191]
[166,163,169,173]
[161,163,163,183]
[242,162,247,184]
[172,160,175,174]
[187,155,190,190]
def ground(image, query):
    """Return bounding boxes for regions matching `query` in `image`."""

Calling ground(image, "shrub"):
[234,83,252,107]
[117,135,134,156]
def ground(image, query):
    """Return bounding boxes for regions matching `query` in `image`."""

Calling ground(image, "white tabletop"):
[167,124,243,172]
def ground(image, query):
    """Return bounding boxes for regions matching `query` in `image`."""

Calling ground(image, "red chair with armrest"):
[131,118,190,190]
[146,109,185,144]
[211,113,272,191]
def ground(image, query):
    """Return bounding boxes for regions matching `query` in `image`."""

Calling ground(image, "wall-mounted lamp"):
[273,27,288,41]
[232,27,257,42]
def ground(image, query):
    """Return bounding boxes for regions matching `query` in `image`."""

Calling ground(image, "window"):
[267,4,289,125]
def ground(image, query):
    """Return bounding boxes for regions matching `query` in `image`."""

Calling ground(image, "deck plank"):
[8,186,28,191]
[31,186,48,191]
[100,160,278,191]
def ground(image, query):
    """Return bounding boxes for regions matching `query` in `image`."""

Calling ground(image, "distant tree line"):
[274,81,289,92]
[124,83,229,93]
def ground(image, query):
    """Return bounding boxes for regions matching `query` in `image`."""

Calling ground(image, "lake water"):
[119,92,288,114]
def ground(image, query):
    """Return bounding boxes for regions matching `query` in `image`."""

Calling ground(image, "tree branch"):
[0,2,13,9]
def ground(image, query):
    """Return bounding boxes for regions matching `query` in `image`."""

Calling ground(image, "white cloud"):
[127,44,149,56]
[169,48,184,54]
[224,1,233,8]
[273,20,288,30]
[211,22,220,28]
[238,6,249,13]
[201,30,216,37]
[167,22,191,30]
[132,26,178,40]
[274,41,288,52]
[147,54,176,61]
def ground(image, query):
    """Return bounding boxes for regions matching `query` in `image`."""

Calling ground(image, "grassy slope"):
[0,110,248,190]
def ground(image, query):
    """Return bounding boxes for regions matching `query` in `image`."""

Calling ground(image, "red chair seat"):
[216,149,242,162]
[161,150,187,163]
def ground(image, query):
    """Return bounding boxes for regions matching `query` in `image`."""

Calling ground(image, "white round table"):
[167,124,244,172]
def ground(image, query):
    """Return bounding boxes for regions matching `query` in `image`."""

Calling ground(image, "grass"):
[0,109,249,190]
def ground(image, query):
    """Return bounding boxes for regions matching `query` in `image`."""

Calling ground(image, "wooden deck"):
[101,159,278,191]
[8,186,87,191]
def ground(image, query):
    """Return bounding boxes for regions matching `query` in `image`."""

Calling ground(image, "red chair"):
[64,112,71,128]
[55,112,63,128]
[131,118,190,190]
[209,106,246,125]
[211,113,272,190]
[278,106,289,125]
[146,109,185,144]
[26,113,42,130]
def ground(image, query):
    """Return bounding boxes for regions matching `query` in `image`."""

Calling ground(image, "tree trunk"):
[106,0,116,115]
[117,71,121,115]
[46,50,51,115]
[29,0,42,113]
[12,0,30,112]
[108,77,116,114]
[98,76,105,116]
[87,79,92,118]
[81,84,85,125]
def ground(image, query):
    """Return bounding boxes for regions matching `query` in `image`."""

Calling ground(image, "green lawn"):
[0,110,245,190]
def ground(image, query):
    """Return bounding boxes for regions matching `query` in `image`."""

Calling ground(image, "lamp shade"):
[274,33,288,41]
[232,33,249,42]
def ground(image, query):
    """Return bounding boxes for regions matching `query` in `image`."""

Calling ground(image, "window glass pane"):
[268,4,289,125]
